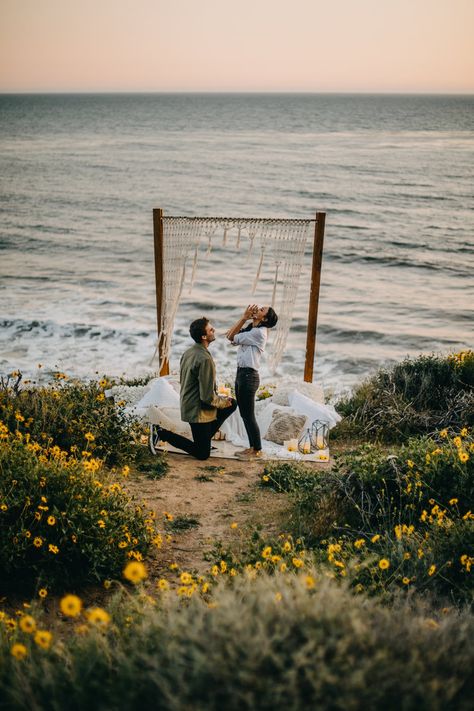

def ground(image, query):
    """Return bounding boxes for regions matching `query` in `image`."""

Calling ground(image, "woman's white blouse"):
[233,327,268,370]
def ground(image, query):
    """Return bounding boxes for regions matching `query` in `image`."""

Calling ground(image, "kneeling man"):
[150,317,237,460]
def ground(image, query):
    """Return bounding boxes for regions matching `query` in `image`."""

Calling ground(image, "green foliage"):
[0,372,142,465]
[333,350,474,442]
[165,514,200,533]
[276,429,474,602]
[0,433,155,592]
[1,575,473,710]
[260,461,319,493]
[208,530,307,576]
[136,452,169,480]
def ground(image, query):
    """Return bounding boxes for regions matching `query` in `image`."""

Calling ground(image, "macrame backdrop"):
[154,216,314,374]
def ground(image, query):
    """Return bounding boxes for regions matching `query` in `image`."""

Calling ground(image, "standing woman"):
[226,304,278,460]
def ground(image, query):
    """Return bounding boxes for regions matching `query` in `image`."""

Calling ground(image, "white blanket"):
[107,376,341,459]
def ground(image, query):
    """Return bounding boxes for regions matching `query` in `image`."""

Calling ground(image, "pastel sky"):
[1,0,473,93]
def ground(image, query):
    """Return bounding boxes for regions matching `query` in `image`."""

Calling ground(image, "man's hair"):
[189,317,209,344]
[262,307,278,329]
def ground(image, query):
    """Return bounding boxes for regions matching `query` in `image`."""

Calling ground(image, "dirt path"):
[126,452,329,582]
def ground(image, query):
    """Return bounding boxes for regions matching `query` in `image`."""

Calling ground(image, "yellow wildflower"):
[428,564,436,576]
[460,427,468,437]
[371,534,380,543]
[19,615,36,633]
[48,544,59,554]
[86,608,110,626]
[459,451,469,463]
[402,577,411,585]
[60,595,82,618]
[34,630,53,649]
[38,588,48,598]
[180,572,192,585]
[84,432,95,442]
[449,498,458,506]
[157,579,170,591]
[378,558,390,570]
[47,515,56,526]
[33,537,43,548]
[11,643,27,660]
[262,546,272,559]
[304,575,316,589]
[230,522,238,529]
[292,557,303,568]
[123,561,147,584]
[354,539,365,549]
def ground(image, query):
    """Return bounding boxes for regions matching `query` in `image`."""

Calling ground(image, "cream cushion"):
[265,410,306,445]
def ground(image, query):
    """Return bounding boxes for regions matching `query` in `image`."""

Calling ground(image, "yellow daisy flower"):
[34,630,53,650]
[123,561,147,584]
[60,594,82,618]
[11,643,28,660]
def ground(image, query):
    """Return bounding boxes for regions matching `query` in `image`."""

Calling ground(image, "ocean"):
[0,93,473,394]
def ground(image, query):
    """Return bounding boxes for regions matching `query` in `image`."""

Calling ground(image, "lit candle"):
[288,439,298,452]
[303,441,311,454]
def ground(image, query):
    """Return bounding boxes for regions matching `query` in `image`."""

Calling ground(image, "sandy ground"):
[126,451,331,581]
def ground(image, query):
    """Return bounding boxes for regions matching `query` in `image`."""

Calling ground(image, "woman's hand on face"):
[244,304,258,319]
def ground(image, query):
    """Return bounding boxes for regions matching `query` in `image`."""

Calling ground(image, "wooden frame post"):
[153,208,169,376]
[304,211,326,383]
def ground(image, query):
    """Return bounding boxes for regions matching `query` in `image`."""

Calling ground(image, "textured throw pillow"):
[266,410,306,445]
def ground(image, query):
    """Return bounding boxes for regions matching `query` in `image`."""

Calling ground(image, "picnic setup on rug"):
[108,209,340,462]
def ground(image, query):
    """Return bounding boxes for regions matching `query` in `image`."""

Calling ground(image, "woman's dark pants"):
[235,367,261,451]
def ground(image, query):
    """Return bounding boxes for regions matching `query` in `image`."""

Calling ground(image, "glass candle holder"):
[298,429,313,454]
[311,420,329,450]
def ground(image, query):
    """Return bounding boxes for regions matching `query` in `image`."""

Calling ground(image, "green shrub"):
[0,372,142,465]
[0,431,157,592]
[280,430,474,602]
[1,575,473,710]
[334,350,474,442]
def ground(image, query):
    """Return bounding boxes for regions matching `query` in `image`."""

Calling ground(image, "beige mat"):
[156,440,331,464]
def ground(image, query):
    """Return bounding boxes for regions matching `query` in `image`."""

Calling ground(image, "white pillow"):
[288,390,341,430]
[146,405,192,437]
[136,377,180,410]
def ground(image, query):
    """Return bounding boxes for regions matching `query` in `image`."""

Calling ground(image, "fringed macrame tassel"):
[252,247,265,295]
[223,228,227,246]
[189,247,198,292]
[271,263,280,307]
[246,230,256,262]
[236,227,241,249]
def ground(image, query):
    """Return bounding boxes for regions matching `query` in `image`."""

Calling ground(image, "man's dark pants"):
[158,401,237,460]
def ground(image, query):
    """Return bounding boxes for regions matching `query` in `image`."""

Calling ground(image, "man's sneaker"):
[149,423,164,456]
[235,449,264,461]
[234,447,254,457]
